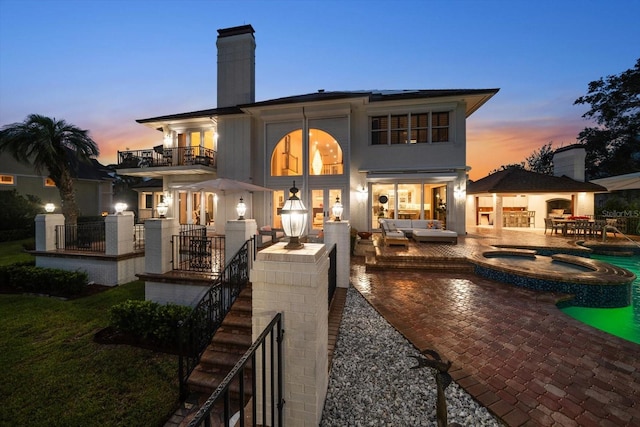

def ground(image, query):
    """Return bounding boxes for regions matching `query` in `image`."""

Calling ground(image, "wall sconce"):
[157,202,168,218]
[454,186,465,200]
[236,197,247,220]
[163,191,173,205]
[281,181,308,250]
[357,186,368,203]
[44,203,55,213]
[114,202,127,215]
[332,196,343,221]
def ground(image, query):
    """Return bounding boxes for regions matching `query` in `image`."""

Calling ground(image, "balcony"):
[116,145,216,177]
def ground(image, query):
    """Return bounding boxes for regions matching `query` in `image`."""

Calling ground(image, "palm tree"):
[0,114,100,226]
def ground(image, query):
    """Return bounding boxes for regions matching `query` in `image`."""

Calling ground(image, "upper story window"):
[371,112,449,145]
[270,128,344,177]
[44,177,56,187]
[271,130,303,176]
[309,129,343,175]
[0,175,15,185]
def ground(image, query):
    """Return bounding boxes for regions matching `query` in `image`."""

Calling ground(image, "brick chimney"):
[217,25,255,108]
[553,144,586,182]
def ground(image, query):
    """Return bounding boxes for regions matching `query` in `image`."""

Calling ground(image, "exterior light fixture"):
[357,186,368,203]
[280,181,308,250]
[44,203,55,213]
[332,195,343,221]
[236,197,247,220]
[157,202,168,218]
[114,202,127,215]
[163,192,173,205]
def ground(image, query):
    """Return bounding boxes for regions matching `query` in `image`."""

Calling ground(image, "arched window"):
[270,129,344,177]
[309,129,343,175]
[271,130,303,176]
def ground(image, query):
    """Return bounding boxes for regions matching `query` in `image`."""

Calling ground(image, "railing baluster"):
[186,313,283,427]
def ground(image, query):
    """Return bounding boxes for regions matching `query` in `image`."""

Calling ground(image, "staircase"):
[181,284,253,426]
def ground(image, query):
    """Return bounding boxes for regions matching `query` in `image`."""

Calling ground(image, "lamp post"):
[332,195,343,221]
[157,202,168,218]
[236,197,247,220]
[44,203,55,213]
[114,202,127,215]
[280,181,308,250]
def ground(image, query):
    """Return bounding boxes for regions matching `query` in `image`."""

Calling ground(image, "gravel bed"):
[321,287,500,426]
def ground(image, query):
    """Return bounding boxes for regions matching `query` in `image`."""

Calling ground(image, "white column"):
[322,220,350,288]
[144,218,179,274]
[225,219,257,266]
[494,195,503,230]
[105,212,134,256]
[35,214,65,252]
[250,243,329,426]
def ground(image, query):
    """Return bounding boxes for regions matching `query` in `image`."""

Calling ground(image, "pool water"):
[561,254,640,344]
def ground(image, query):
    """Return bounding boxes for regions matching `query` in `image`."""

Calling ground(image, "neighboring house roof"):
[591,172,640,192]
[130,178,162,192]
[136,88,500,129]
[467,168,607,194]
[76,158,113,181]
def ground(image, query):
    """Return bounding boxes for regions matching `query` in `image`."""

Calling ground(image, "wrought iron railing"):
[133,224,145,252]
[327,243,337,308]
[187,313,284,427]
[178,239,252,398]
[116,145,216,169]
[55,222,106,253]
[172,225,225,275]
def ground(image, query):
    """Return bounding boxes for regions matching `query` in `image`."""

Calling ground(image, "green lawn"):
[0,280,180,426]
[0,238,35,266]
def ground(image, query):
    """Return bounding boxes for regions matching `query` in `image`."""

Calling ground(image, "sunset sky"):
[1,0,638,181]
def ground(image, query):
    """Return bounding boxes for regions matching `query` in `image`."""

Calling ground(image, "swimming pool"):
[561,254,640,344]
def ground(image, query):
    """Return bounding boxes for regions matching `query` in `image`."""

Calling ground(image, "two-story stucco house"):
[116,25,498,237]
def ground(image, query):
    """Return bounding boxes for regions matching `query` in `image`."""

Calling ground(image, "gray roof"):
[467,168,607,194]
[136,88,499,124]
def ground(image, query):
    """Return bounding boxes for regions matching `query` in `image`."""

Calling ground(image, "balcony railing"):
[116,145,216,169]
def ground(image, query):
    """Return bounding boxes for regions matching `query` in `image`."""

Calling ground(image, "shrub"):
[0,190,41,241]
[109,300,193,348]
[0,264,87,296]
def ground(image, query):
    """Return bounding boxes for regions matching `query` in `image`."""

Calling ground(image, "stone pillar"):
[225,219,257,266]
[322,220,350,288]
[35,214,65,252]
[105,212,134,256]
[250,243,329,426]
[494,195,503,230]
[145,218,179,274]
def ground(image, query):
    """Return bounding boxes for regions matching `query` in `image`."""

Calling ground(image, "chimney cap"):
[217,24,255,38]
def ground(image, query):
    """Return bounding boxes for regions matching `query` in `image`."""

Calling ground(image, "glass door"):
[310,188,343,234]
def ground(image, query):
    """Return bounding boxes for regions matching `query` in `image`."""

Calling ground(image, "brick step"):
[365,256,474,272]
[211,331,252,352]
[220,311,252,335]
[187,367,253,397]
[200,349,253,369]
[231,298,251,312]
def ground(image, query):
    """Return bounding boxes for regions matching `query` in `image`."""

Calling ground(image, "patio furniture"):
[592,219,606,237]
[527,211,535,227]
[544,218,562,235]
[573,219,591,238]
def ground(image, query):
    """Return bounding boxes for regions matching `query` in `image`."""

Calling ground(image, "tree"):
[525,141,554,175]
[574,58,640,179]
[489,162,524,175]
[0,114,100,225]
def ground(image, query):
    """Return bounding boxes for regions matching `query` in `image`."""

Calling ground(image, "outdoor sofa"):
[379,219,458,244]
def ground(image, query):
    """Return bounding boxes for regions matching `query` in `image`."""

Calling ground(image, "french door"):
[309,187,343,234]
